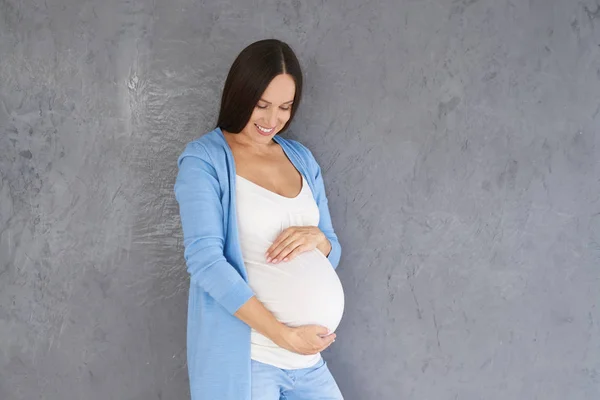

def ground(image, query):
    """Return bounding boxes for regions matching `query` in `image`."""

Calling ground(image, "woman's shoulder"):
[176,128,225,167]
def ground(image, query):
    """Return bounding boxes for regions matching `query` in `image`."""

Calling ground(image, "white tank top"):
[235,173,345,369]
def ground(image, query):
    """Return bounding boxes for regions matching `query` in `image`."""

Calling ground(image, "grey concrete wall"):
[1,0,599,399]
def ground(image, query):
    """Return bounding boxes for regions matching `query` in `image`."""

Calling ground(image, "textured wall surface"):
[1,0,599,399]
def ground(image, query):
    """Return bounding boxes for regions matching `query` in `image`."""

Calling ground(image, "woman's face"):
[240,73,295,142]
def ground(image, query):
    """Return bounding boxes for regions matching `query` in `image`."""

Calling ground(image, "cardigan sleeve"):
[300,143,343,270]
[174,142,254,314]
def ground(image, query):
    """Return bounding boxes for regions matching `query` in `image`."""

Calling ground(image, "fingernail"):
[272,259,278,263]
[266,257,271,262]
[283,257,288,261]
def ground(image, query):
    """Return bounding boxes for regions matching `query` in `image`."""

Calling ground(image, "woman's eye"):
[256,105,291,111]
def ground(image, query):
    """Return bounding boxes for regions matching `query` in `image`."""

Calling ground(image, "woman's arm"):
[175,143,254,314]
[234,296,286,341]
[304,145,342,269]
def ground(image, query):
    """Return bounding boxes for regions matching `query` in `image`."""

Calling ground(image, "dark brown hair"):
[216,39,303,134]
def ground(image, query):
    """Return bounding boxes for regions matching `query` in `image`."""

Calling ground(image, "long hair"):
[216,39,303,135]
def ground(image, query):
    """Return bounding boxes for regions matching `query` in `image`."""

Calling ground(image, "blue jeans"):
[251,357,344,400]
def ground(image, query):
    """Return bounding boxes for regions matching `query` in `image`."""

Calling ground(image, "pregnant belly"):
[245,248,345,333]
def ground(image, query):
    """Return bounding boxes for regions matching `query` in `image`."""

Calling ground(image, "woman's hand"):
[274,325,337,355]
[265,226,331,263]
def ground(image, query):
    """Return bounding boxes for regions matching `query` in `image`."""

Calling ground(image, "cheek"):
[249,108,263,122]
[280,110,292,123]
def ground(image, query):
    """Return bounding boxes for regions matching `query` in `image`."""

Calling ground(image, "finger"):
[317,332,336,343]
[310,333,335,350]
[266,229,296,259]
[320,335,336,351]
[269,236,301,262]
[272,242,303,263]
[319,340,335,352]
[265,231,291,258]
[315,326,332,337]
[320,332,336,341]
[280,243,311,262]
[320,333,336,345]
[267,228,293,253]
[281,245,308,262]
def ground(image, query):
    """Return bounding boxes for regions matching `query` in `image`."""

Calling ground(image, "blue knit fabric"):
[174,127,342,399]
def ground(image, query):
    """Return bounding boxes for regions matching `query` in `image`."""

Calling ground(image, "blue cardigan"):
[174,127,342,400]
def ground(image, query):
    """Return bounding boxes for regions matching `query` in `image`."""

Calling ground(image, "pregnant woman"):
[174,39,345,400]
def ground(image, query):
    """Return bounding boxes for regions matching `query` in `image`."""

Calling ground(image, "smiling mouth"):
[255,123,275,133]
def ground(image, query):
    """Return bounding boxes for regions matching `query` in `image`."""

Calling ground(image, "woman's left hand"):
[265,226,331,263]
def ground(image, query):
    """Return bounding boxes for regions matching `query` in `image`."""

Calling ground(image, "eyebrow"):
[258,98,294,105]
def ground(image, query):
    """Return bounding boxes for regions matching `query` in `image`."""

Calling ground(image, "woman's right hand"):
[274,325,337,355]
[233,297,336,355]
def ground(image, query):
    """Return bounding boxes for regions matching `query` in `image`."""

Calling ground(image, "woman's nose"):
[267,109,279,127]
